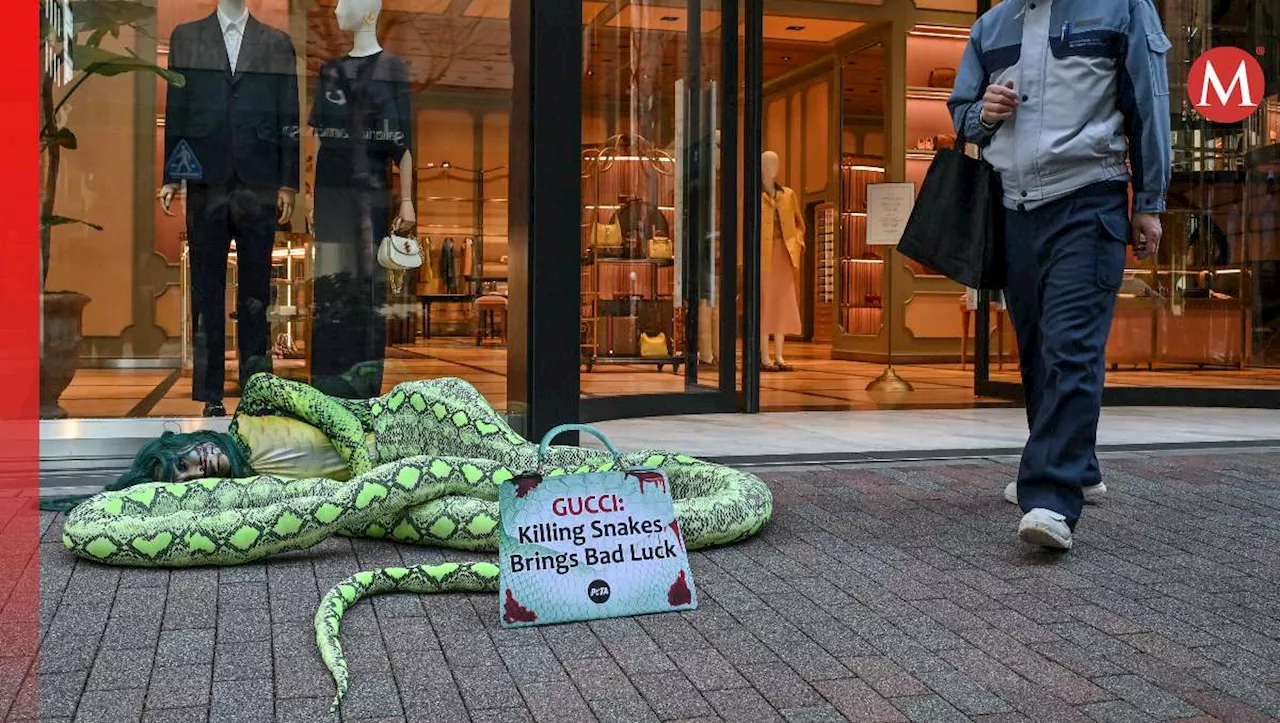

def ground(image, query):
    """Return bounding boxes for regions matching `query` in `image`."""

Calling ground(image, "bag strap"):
[538,424,625,471]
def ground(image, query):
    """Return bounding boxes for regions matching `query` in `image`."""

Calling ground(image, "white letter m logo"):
[1197,59,1258,108]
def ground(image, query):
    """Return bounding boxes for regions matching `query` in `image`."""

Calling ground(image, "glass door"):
[578,0,740,420]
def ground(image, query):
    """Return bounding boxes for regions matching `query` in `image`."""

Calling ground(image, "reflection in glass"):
[308,0,415,399]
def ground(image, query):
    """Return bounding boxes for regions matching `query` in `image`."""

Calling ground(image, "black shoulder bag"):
[897,126,1006,290]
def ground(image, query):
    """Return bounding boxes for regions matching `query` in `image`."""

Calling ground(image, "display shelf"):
[838,159,886,336]
[905,87,951,101]
[580,134,680,371]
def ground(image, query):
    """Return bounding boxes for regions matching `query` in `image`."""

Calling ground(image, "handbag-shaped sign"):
[498,424,696,628]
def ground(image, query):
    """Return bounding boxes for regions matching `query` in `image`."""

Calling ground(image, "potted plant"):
[39,0,183,418]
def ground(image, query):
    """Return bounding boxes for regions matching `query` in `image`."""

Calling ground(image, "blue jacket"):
[948,0,1172,215]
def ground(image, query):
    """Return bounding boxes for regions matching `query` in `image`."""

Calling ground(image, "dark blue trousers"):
[1003,183,1130,530]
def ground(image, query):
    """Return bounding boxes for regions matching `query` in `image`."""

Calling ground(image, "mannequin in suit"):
[159,0,300,416]
[760,150,805,372]
[308,0,415,399]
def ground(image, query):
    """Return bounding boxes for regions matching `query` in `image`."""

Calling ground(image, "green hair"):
[40,430,252,513]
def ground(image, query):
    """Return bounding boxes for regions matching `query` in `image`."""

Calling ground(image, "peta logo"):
[1188,46,1265,123]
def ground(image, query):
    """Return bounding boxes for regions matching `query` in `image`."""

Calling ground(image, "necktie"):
[226,24,242,73]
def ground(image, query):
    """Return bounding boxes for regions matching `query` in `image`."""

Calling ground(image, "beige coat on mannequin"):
[761,185,805,275]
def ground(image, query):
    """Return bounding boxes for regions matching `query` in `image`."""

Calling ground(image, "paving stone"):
[892,694,971,723]
[842,656,930,698]
[737,663,825,710]
[702,687,783,722]
[1079,700,1160,723]
[86,647,155,691]
[669,649,750,691]
[498,644,568,687]
[212,641,272,682]
[519,681,595,723]
[455,663,523,710]
[813,678,908,722]
[155,629,215,668]
[1181,690,1276,723]
[779,705,848,723]
[37,670,88,720]
[632,673,715,720]
[208,678,273,723]
[1094,675,1203,719]
[142,706,209,723]
[146,665,212,710]
[273,698,338,723]
[589,693,661,723]
[73,687,144,723]
[916,669,1013,716]
[467,709,536,723]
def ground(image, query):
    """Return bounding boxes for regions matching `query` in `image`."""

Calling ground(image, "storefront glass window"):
[40,0,514,419]
[579,1,728,400]
[982,0,1280,392]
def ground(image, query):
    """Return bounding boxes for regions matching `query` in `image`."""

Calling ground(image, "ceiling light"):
[782,56,791,61]
[660,15,679,22]
[785,25,805,31]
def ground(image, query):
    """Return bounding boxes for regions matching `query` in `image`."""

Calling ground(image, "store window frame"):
[514,0,743,439]
[574,0,745,425]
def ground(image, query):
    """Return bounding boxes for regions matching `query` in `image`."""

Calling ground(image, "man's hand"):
[981,81,1019,125]
[1132,214,1162,260]
[157,183,181,216]
[277,188,297,225]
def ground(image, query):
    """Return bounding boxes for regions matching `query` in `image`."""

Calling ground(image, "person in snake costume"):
[59,373,773,710]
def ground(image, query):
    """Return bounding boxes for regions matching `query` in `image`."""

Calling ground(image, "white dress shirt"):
[216,5,249,73]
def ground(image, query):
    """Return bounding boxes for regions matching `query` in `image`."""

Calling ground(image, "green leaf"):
[43,215,103,231]
[68,1,157,37]
[46,128,78,150]
[71,45,184,87]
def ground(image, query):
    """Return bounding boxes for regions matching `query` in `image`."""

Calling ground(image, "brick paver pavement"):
[13,449,1280,722]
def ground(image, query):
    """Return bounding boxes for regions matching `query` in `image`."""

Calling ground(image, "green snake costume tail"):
[60,373,773,710]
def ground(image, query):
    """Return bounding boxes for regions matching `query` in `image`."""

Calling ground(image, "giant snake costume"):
[56,373,773,710]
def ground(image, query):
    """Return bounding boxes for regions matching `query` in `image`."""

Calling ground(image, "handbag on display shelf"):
[928,67,957,88]
[648,234,674,260]
[592,221,624,258]
[640,332,669,359]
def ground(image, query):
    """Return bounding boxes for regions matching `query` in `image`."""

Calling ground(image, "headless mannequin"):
[335,0,414,230]
[761,150,787,368]
[158,0,295,223]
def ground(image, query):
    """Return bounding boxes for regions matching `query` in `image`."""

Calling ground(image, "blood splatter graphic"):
[668,570,692,607]
[513,475,542,499]
[633,471,667,495]
[669,519,685,550]
[503,589,537,624]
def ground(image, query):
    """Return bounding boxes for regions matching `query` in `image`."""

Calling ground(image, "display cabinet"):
[580,134,683,372]
[837,160,886,336]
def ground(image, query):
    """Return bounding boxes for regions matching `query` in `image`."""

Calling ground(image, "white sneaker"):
[1004,480,1106,505]
[1018,508,1073,550]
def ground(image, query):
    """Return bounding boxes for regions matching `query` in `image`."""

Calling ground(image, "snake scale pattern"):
[61,374,773,710]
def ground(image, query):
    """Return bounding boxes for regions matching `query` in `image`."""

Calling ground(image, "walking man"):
[949,0,1172,550]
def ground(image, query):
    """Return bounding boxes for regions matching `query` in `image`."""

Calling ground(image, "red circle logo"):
[1187,47,1265,123]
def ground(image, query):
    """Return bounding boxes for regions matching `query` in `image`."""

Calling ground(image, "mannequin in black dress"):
[308,0,414,398]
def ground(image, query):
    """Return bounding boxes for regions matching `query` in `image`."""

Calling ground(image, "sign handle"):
[538,424,625,471]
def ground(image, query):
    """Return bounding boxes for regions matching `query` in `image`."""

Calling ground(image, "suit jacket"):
[163,13,300,190]
[761,185,805,274]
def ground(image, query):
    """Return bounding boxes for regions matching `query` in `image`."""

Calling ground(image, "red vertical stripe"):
[0,0,41,718]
